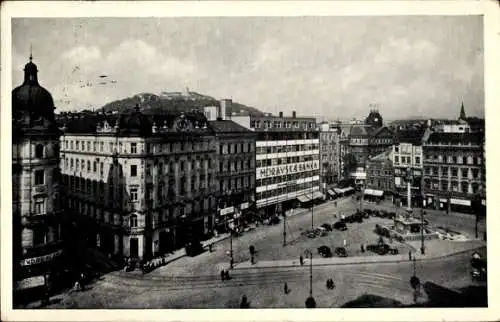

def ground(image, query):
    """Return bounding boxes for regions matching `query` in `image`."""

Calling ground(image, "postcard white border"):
[2,1,500,321]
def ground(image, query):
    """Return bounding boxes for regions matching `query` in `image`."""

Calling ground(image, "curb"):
[228,246,486,271]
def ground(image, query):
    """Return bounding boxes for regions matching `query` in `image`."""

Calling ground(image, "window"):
[130,165,137,177]
[87,160,91,171]
[461,168,469,179]
[131,143,137,154]
[87,142,91,151]
[34,198,46,215]
[35,144,44,158]
[415,156,421,164]
[93,142,97,152]
[35,170,44,185]
[442,167,448,176]
[130,188,138,201]
[394,156,399,163]
[451,168,458,177]
[100,142,104,152]
[472,168,479,179]
[395,146,399,153]
[33,226,47,246]
[461,182,469,194]
[130,215,138,228]
[441,181,448,191]
[452,156,457,163]
[180,161,185,171]
[93,161,97,172]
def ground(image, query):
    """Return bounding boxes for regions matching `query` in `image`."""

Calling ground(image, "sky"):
[12,16,484,121]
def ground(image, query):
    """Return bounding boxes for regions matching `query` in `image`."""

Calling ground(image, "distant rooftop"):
[426,132,484,145]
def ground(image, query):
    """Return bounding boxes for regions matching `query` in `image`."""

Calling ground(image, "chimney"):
[219,99,231,121]
[279,111,283,118]
[292,111,296,118]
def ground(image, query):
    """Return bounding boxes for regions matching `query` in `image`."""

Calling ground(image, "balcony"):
[33,185,47,195]
[23,240,64,260]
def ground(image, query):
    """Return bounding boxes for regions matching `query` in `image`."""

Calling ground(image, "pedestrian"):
[299,255,304,266]
[220,269,225,281]
[284,282,288,294]
[361,244,365,253]
[209,244,213,252]
[225,270,230,280]
[408,251,412,261]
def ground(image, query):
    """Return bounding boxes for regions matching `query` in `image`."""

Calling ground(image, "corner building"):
[59,108,217,261]
[231,111,321,215]
[12,57,64,297]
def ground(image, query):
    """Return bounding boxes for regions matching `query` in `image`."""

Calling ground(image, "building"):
[230,111,321,214]
[365,150,394,201]
[422,132,485,213]
[205,100,257,233]
[391,128,430,208]
[342,109,394,188]
[12,56,64,298]
[59,107,218,261]
[318,122,341,193]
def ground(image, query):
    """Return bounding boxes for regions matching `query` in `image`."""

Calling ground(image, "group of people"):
[220,269,231,281]
[326,278,335,290]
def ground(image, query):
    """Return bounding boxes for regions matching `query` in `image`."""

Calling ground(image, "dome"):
[12,57,55,119]
[118,104,152,134]
[365,109,383,128]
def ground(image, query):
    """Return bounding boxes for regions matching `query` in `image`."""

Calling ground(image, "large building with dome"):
[12,56,64,298]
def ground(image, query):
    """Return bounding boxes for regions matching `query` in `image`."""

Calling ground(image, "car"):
[321,223,333,231]
[318,246,333,257]
[335,247,348,257]
[314,227,328,236]
[366,244,398,255]
[268,216,281,225]
[333,221,347,231]
[185,241,204,257]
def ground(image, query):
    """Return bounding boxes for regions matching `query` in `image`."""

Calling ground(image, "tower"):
[12,54,63,299]
[459,102,467,121]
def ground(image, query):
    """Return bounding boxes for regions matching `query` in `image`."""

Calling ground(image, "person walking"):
[299,255,304,266]
[408,251,412,261]
[220,269,225,281]
[361,243,365,253]
[284,282,289,294]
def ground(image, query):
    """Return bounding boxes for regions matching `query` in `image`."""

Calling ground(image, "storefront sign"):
[219,206,234,216]
[16,275,45,290]
[257,161,319,180]
[450,198,471,206]
[240,202,249,210]
[20,250,63,267]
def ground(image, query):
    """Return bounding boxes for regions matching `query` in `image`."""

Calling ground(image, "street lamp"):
[304,249,315,308]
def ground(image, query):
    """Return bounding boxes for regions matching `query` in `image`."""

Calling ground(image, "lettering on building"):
[257,161,319,180]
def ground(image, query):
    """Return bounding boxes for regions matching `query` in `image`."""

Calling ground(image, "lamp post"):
[304,249,315,308]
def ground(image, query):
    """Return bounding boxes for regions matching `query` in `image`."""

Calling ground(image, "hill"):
[98,91,265,116]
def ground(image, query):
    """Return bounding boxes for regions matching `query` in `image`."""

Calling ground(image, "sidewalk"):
[219,239,485,271]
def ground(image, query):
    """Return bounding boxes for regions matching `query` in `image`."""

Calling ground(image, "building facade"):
[319,122,341,192]
[231,111,321,214]
[392,129,429,208]
[422,132,485,213]
[59,108,218,261]
[12,56,64,297]
[365,150,394,200]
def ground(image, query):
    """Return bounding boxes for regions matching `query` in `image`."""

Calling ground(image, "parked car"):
[366,244,398,255]
[268,216,281,225]
[185,241,204,257]
[314,227,328,236]
[318,245,333,257]
[333,221,348,231]
[321,223,333,231]
[335,247,348,257]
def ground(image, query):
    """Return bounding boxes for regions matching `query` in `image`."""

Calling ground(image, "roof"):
[426,132,484,145]
[369,150,392,162]
[208,120,255,134]
[349,125,372,137]
[394,128,426,145]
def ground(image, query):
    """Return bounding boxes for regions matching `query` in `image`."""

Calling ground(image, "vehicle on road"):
[335,247,348,257]
[333,221,348,231]
[185,241,204,257]
[318,245,333,257]
[471,257,487,281]
[321,223,333,231]
[366,244,398,255]
[314,227,328,236]
[268,216,281,225]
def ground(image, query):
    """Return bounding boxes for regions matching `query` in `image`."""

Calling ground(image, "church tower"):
[12,54,64,299]
[459,102,467,121]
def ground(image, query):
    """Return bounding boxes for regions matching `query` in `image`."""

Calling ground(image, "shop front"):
[363,188,385,203]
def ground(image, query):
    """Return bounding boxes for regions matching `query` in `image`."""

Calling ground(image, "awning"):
[364,189,384,197]
[344,187,354,193]
[333,188,343,194]
[310,191,325,200]
[327,189,337,197]
[333,187,354,194]
[297,195,311,203]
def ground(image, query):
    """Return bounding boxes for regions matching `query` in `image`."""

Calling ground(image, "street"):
[49,246,486,308]
[43,198,486,308]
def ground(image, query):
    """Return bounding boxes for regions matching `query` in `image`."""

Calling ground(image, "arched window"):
[130,214,138,228]
[35,144,44,158]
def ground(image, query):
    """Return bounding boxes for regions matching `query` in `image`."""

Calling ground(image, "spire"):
[459,102,466,120]
[29,44,33,62]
